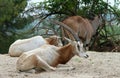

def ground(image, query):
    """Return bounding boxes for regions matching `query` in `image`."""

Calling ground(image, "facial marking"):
[76,41,89,58]
[77,44,80,51]
[77,41,83,49]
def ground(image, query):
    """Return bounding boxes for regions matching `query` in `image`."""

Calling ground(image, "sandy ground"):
[0,51,120,78]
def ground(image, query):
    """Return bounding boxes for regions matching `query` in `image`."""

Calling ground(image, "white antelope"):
[16,22,88,72]
[8,35,62,57]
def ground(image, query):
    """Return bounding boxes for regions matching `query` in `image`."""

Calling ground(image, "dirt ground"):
[0,51,120,78]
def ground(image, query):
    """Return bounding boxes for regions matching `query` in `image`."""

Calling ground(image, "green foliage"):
[0,0,30,54]
[0,0,27,26]
[13,16,34,29]
[43,0,79,15]
[0,32,15,53]
[100,25,120,42]
[90,25,120,52]
[0,0,120,53]
[36,0,109,18]
[31,0,120,51]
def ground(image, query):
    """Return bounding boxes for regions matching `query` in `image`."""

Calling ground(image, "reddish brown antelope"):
[61,15,102,49]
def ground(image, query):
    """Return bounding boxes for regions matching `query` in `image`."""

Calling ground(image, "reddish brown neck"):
[51,43,75,67]
[58,43,75,64]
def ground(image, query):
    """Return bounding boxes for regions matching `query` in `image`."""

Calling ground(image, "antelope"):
[61,15,102,49]
[8,35,62,57]
[16,21,88,72]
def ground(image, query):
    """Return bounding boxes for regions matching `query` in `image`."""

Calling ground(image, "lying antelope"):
[16,38,88,72]
[61,15,102,48]
[16,20,88,72]
[9,35,62,57]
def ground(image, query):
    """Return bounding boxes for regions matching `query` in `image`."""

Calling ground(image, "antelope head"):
[51,20,89,58]
[90,15,103,34]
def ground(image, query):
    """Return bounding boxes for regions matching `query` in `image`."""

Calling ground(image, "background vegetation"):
[0,0,120,53]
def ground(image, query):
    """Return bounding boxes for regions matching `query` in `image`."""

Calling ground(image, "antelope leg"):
[36,55,56,71]
[57,64,75,71]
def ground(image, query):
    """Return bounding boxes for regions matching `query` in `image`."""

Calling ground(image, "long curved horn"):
[50,20,81,41]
